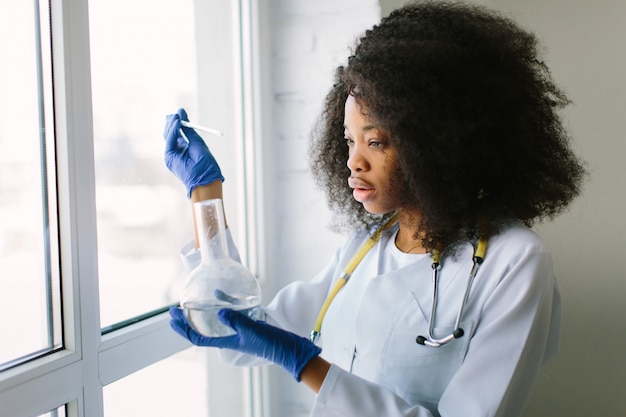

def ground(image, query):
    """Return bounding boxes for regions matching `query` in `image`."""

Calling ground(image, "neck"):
[394,210,427,254]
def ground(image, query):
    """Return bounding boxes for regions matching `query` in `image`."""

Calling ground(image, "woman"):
[163,1,586,416]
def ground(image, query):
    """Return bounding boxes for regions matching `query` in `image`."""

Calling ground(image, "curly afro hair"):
[309,0,586,253]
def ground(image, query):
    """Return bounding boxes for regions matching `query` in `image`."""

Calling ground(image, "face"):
[344,94,404,215]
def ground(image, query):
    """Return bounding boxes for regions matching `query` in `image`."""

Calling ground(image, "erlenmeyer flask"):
[180,199,262,337]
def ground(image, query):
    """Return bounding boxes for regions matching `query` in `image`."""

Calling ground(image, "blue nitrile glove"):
[169,307,322,382]
[162,108,224,198]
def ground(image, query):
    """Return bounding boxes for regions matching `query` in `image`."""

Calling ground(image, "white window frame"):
[0,1,269,416]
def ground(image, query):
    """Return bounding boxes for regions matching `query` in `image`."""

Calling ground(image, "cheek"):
[383,162,409,204]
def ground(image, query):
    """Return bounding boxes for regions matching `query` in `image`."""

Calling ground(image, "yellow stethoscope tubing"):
[309,214,398,342]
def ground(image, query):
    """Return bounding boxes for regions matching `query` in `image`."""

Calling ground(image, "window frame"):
[0,1,269,416]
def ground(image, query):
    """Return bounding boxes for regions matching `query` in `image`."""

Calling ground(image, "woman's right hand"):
[169,307,323,383]
[163,108,224,198]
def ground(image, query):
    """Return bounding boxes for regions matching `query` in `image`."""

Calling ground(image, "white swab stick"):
[180,120,224,137]
[179,128,190,143]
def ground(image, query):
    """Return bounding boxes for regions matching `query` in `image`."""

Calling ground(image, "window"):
[0,1,267,416]
[103,347,208,416]
[0,0,61,371]
[88,0,198,330]
[39,407,67,417]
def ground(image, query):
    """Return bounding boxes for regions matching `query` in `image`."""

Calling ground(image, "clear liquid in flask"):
[183,301,262,337]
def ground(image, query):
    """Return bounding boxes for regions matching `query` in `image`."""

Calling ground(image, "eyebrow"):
[343,123,379,132]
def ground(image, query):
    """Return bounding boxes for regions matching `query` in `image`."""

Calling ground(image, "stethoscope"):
[310,214,487,348]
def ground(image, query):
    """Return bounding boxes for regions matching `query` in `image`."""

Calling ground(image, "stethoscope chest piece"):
[416,328,464,347]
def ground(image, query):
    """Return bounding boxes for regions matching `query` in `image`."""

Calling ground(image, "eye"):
[344,137,354,146]
[368,139,383,148]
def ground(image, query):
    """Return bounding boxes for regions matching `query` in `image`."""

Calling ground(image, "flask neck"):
[194,199,230,263]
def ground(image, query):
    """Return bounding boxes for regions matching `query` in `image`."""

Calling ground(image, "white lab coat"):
[181,221,560,417]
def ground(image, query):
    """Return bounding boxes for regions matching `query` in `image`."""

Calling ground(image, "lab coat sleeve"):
[313,365,434,417]
[311,238,560,417]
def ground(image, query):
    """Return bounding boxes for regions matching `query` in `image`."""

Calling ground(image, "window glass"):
[88,0,199,328]
[0,0,61,368]
[38,406,67,417]
[104,347,208,416]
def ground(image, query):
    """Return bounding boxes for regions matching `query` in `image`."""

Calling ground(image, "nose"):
[347,143,368,173]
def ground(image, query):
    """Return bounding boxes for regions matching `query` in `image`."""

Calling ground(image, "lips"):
[348,177,373,190]
[348,177,375,203]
